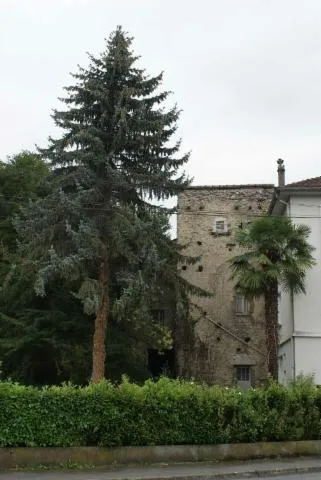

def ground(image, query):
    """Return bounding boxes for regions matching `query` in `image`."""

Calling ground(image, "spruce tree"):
[16,27,190,382]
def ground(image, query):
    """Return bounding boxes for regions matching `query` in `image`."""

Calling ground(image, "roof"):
[286,176,321,188]
[186,184,274,190]
[269,176,321,215]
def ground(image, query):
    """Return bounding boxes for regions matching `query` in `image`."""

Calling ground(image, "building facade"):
[270,172,321,385]
[176,184,274,388]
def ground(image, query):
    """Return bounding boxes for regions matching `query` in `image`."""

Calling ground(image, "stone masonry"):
[176,184,274,387]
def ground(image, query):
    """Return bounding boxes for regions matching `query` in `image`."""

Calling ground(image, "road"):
[0,471,320,480]
[0,473,320,480]
[0,458,320,480]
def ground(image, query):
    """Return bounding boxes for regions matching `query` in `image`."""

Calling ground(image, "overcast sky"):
[1,0,321,186]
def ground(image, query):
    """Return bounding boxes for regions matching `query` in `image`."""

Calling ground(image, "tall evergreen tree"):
[16,27,190,382]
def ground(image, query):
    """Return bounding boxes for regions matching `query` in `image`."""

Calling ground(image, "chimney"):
[277,158,285,187]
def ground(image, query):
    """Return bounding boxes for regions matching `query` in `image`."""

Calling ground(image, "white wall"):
[295,337,321,384]
[278,194,321,383]
[278,288,293,343]
[290,196,321,334]
[278,339,294,385]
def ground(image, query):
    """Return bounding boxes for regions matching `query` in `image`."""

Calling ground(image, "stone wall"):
[1,442,321,469]
[176,185,274,386]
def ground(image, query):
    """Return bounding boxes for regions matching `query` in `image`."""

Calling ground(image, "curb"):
[113,466,321,479]
[1,441,321,471]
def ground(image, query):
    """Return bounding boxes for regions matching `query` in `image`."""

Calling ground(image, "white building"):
[270,160,321,384]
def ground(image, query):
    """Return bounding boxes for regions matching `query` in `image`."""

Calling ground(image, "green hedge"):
[0,377,321,447]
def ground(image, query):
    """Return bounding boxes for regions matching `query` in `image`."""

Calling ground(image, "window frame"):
[235,365,250,382]
[213,216,228,234]
[235,293,249,315]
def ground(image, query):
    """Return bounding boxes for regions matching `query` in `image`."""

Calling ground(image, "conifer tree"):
[16,27,190,382]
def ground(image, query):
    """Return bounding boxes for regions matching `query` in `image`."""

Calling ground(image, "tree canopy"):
[231,216,315,296]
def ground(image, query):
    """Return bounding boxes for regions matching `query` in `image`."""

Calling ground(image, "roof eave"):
[185,184,274,191]
[269,186,321,215]
[269,189,288,216]
[280,186,321,194]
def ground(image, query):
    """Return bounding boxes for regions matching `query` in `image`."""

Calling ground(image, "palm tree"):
[231,216,315,380]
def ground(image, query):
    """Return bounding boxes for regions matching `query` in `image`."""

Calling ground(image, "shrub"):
[0,377,320,447]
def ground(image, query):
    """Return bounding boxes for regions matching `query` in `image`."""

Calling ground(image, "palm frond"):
[231,216,315,297]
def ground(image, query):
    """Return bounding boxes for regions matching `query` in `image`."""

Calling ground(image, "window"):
[235,294,248,315]
[151,309,165,326]
[235,365,252,391]
[215,220,225,232]
[236,366,250,382]
[213,217,228,234]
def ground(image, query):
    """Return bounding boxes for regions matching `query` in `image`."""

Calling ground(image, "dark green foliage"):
[0,153,90,385]
[0,377,320,447]
[0,151,48,221]
[0,151,49,276]
[0,284,92,385]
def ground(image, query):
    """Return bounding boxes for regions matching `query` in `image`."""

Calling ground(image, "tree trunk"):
[91,254,109,383]
[264,281,279,380]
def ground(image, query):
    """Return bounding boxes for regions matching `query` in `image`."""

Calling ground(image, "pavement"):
[0,457,321,479]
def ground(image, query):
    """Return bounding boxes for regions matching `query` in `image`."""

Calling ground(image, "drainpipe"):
[293,326,296,381]
[278,194,295,382]
[289,199,296,381]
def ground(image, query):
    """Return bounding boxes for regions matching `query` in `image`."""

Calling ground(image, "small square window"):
[236,366,250,382]
[213,217,228,234]
[235,294,248,315]
[215,220,225,232]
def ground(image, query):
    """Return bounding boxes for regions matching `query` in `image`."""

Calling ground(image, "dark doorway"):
[148,349,175,378]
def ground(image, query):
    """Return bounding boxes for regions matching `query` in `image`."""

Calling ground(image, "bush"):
[0,377,321,447]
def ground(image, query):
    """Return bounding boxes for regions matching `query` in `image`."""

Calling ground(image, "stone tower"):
[176,184,274,388]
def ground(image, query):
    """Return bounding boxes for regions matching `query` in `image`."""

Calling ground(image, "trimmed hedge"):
[0,377,321,447]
